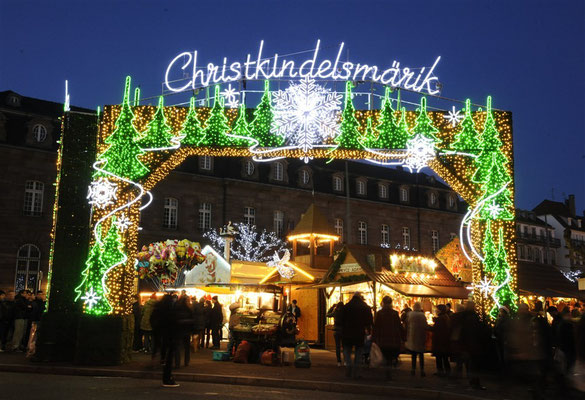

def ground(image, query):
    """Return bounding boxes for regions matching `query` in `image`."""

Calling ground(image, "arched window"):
[274,210,284,236]
[400,187,409,202]
[356,180,366,195]
[15,244,41,291]
[378,184,388,199]
[448,195,456,209]
[430,192,438,206]
[381,224,390,246]
[198,202,212,230]
[33,124,47,142]
[334,218,344,242]
[163,197,178,229]
[431,230,440,252]
[402,227,410,248]
[300,169,310,185]
[24,180,44,216]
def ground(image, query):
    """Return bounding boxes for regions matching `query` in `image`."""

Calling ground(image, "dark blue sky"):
[1,0,583,212]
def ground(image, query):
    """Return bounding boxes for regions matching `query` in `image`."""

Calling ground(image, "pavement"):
[0,344,579,400]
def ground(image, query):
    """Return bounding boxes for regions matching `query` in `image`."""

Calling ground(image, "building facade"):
[0,91,465,293]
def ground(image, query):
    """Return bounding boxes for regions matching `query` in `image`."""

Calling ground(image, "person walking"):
[372,296,402,380]
[132,295,143,352]
[431,304,451,377]
[158,294,180,388]
[140,293,157,354]
[406,302,428,377]
[210,296,223,349]
[450,303,466,378]
[227,298,241,356]
[327,301,344,367]
[341,292,373,379]
[203,300,212,348]
[26,291,45,356]
[10,290,29,352]
[174,295,194,367]
[0,290,15,351]
[460,301,485,390]
[150,294,173,365]
[493,306,511,371]
[192,297,205,350]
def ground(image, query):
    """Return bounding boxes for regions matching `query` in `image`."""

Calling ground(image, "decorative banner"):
[165,40,442,95]
[390,254,438,275]
[435,237,473,282]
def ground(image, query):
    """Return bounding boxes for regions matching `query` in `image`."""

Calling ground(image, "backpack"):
[233,340,251,364]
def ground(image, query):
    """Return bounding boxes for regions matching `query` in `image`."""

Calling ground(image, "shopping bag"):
[370,342,384,368]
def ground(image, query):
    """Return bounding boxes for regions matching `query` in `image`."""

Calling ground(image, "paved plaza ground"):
[0,344,582,399]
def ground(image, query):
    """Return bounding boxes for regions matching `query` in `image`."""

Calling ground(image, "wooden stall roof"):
[287,203,339,238]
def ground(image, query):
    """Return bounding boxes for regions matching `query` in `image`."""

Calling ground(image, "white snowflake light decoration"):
[444,106,464,127]
[485,203,503,219]
[114,214,132,232]
[474,276,496,297]
[221,84,239,108]
[81,287,101,310]
[402,134,436,172]
[267,250,295,280]
[87,178,117,209]
[272,76,342,162]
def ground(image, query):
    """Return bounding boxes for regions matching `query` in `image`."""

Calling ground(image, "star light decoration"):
[443,106,464,127]
[272,76,342,162]
[220,84,239,108]
[87,178,118,209]
[472,276,497,297]
[402,134,437,172]
[267,249,295,280]
[81,287,102,310]
[114,213,132,232]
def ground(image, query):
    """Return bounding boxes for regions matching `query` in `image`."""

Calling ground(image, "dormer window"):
[400,187,409,202]
[378,183,388,199]
[33,124,47,143]
[245,160,255,176]
[274,161,284,181]
[430,192,438,207]
[300,169,310,185]
[448,195,456,209]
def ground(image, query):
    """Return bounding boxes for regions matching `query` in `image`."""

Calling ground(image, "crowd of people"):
[327,292,585,395]
[0,289,46,355]
[131,291,225,387]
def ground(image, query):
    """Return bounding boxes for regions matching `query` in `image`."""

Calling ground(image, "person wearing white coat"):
[405,302,428,377]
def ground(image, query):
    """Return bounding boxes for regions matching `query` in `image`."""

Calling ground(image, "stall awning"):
[517,262,583,300]
[379,283,470,299]
[205,283,283,294]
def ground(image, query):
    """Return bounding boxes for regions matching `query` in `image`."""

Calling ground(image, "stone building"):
[0,90,465,293]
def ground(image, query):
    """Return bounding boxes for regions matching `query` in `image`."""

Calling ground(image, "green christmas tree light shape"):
[395,107,411,149]
[471,96,509,185]
[482,221,498,273]
[250,81,283,147]
[411,97,442,145]
[451,99,481,154]
[180,97,206,146]
[478,153,514,221]
[361,117,378,148]
[489,228,518,319]
[200,86,233,147]
[136,96,175,149]
[335,81,363,149]
[78,242,112,315]
[372,87,399,149]
[97,76,149,181]
[230,103,253,147]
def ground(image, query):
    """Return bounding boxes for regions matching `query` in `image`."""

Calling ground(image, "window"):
[450,232,457,241]
[333,176,343,192]
[402,227,410,248]
[356,180,366,195]
[33,124,47,142]
[549,250,556,265]
[15,244,41,292]
[526,246,533,261]
[400,187,409,202]
[534,248,542,263]
[199,156,212,171]
[431,230,439,252]
[300,170,310,185]
[198,202,212,230]
[448,195,456,209]
[358,221,368,245]
[531,227,536,238]
[274,211,284,236]
[334,218,344,242]
[163,197,178,229]
[518,245,525,259]
[378,184,388,199]
[244,207,255,225]
[430,192,438,206]
[381,224,390,246]
[245,160,255,176]
[274,162,284,181]
[23,181,44,216]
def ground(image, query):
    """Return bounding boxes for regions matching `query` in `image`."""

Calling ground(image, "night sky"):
[1,0,583,212]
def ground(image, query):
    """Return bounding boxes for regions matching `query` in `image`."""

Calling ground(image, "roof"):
[533,200,571,218]
[320,244,468,298]
[0,90,93,116]
[288,203,339,238]
[515,209,552,228]
[517,262,583,300]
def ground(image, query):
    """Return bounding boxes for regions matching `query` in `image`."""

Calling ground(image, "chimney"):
[566,194,576,217]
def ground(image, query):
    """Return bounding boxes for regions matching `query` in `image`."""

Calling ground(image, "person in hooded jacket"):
[405,301,428,377]
[372,296,402,379]
[341,292,373,379]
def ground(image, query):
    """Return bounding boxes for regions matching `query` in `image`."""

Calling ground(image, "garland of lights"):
[75,74,517,320]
